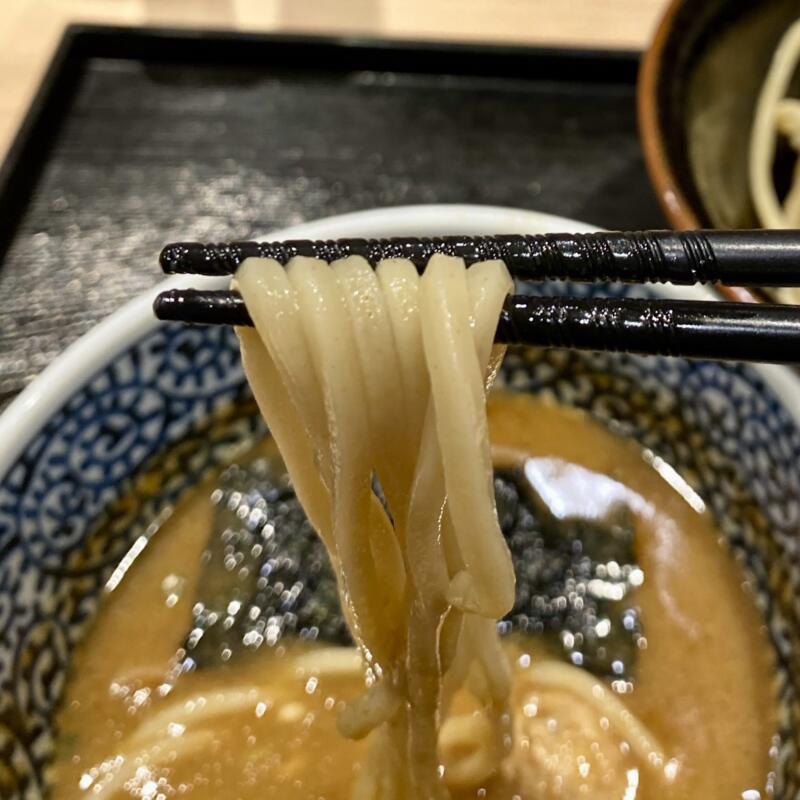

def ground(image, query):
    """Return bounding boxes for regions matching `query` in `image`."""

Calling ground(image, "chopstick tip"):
[153,290,180,321]
[160,242,207,274]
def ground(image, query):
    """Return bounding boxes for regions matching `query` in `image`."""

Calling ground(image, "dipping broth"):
[51,395,777,799]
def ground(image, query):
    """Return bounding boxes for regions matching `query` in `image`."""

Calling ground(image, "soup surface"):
[52,395,777,799]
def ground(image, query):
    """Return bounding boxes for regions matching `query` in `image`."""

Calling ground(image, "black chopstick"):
[153,289,800,364]
[159,230,800,286]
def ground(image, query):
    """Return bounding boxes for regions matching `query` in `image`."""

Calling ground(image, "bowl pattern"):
[2,282,800,798]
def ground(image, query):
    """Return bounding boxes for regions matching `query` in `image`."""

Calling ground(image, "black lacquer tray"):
[0,24,663,406]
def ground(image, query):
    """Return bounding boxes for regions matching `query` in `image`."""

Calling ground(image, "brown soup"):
[51,395,777,799]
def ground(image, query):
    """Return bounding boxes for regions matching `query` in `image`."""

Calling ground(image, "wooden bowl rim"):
[637,0,701,231]
[637,0,761,303]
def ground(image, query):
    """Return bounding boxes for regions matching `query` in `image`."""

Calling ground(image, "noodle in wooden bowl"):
[639,0,800,303]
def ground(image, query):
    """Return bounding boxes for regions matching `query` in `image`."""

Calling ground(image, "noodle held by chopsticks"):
[237,254,516,797]
[233,254,671,799]
[419,255,515,619]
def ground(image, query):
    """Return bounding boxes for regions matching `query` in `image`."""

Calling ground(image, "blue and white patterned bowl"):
[2,206,800,799]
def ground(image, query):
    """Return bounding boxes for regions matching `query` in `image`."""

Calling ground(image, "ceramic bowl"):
[2,206,800,797]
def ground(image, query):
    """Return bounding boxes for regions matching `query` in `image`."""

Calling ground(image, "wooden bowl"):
[639,0,800,231]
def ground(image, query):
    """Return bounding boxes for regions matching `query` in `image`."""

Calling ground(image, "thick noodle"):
[750,18,800,228]
[287,257,405,671]
[235,260,332,538]
[334,256,413,519]
[419,255,515,618]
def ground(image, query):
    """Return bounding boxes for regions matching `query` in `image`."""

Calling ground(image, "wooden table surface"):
[0,0,669,163]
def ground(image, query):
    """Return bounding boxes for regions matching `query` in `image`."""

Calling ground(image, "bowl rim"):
[637,0,766,304]
[638,0,700,230]
[2,203,800,485]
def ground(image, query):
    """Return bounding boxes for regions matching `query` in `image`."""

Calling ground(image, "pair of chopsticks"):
[153,230,800,364]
